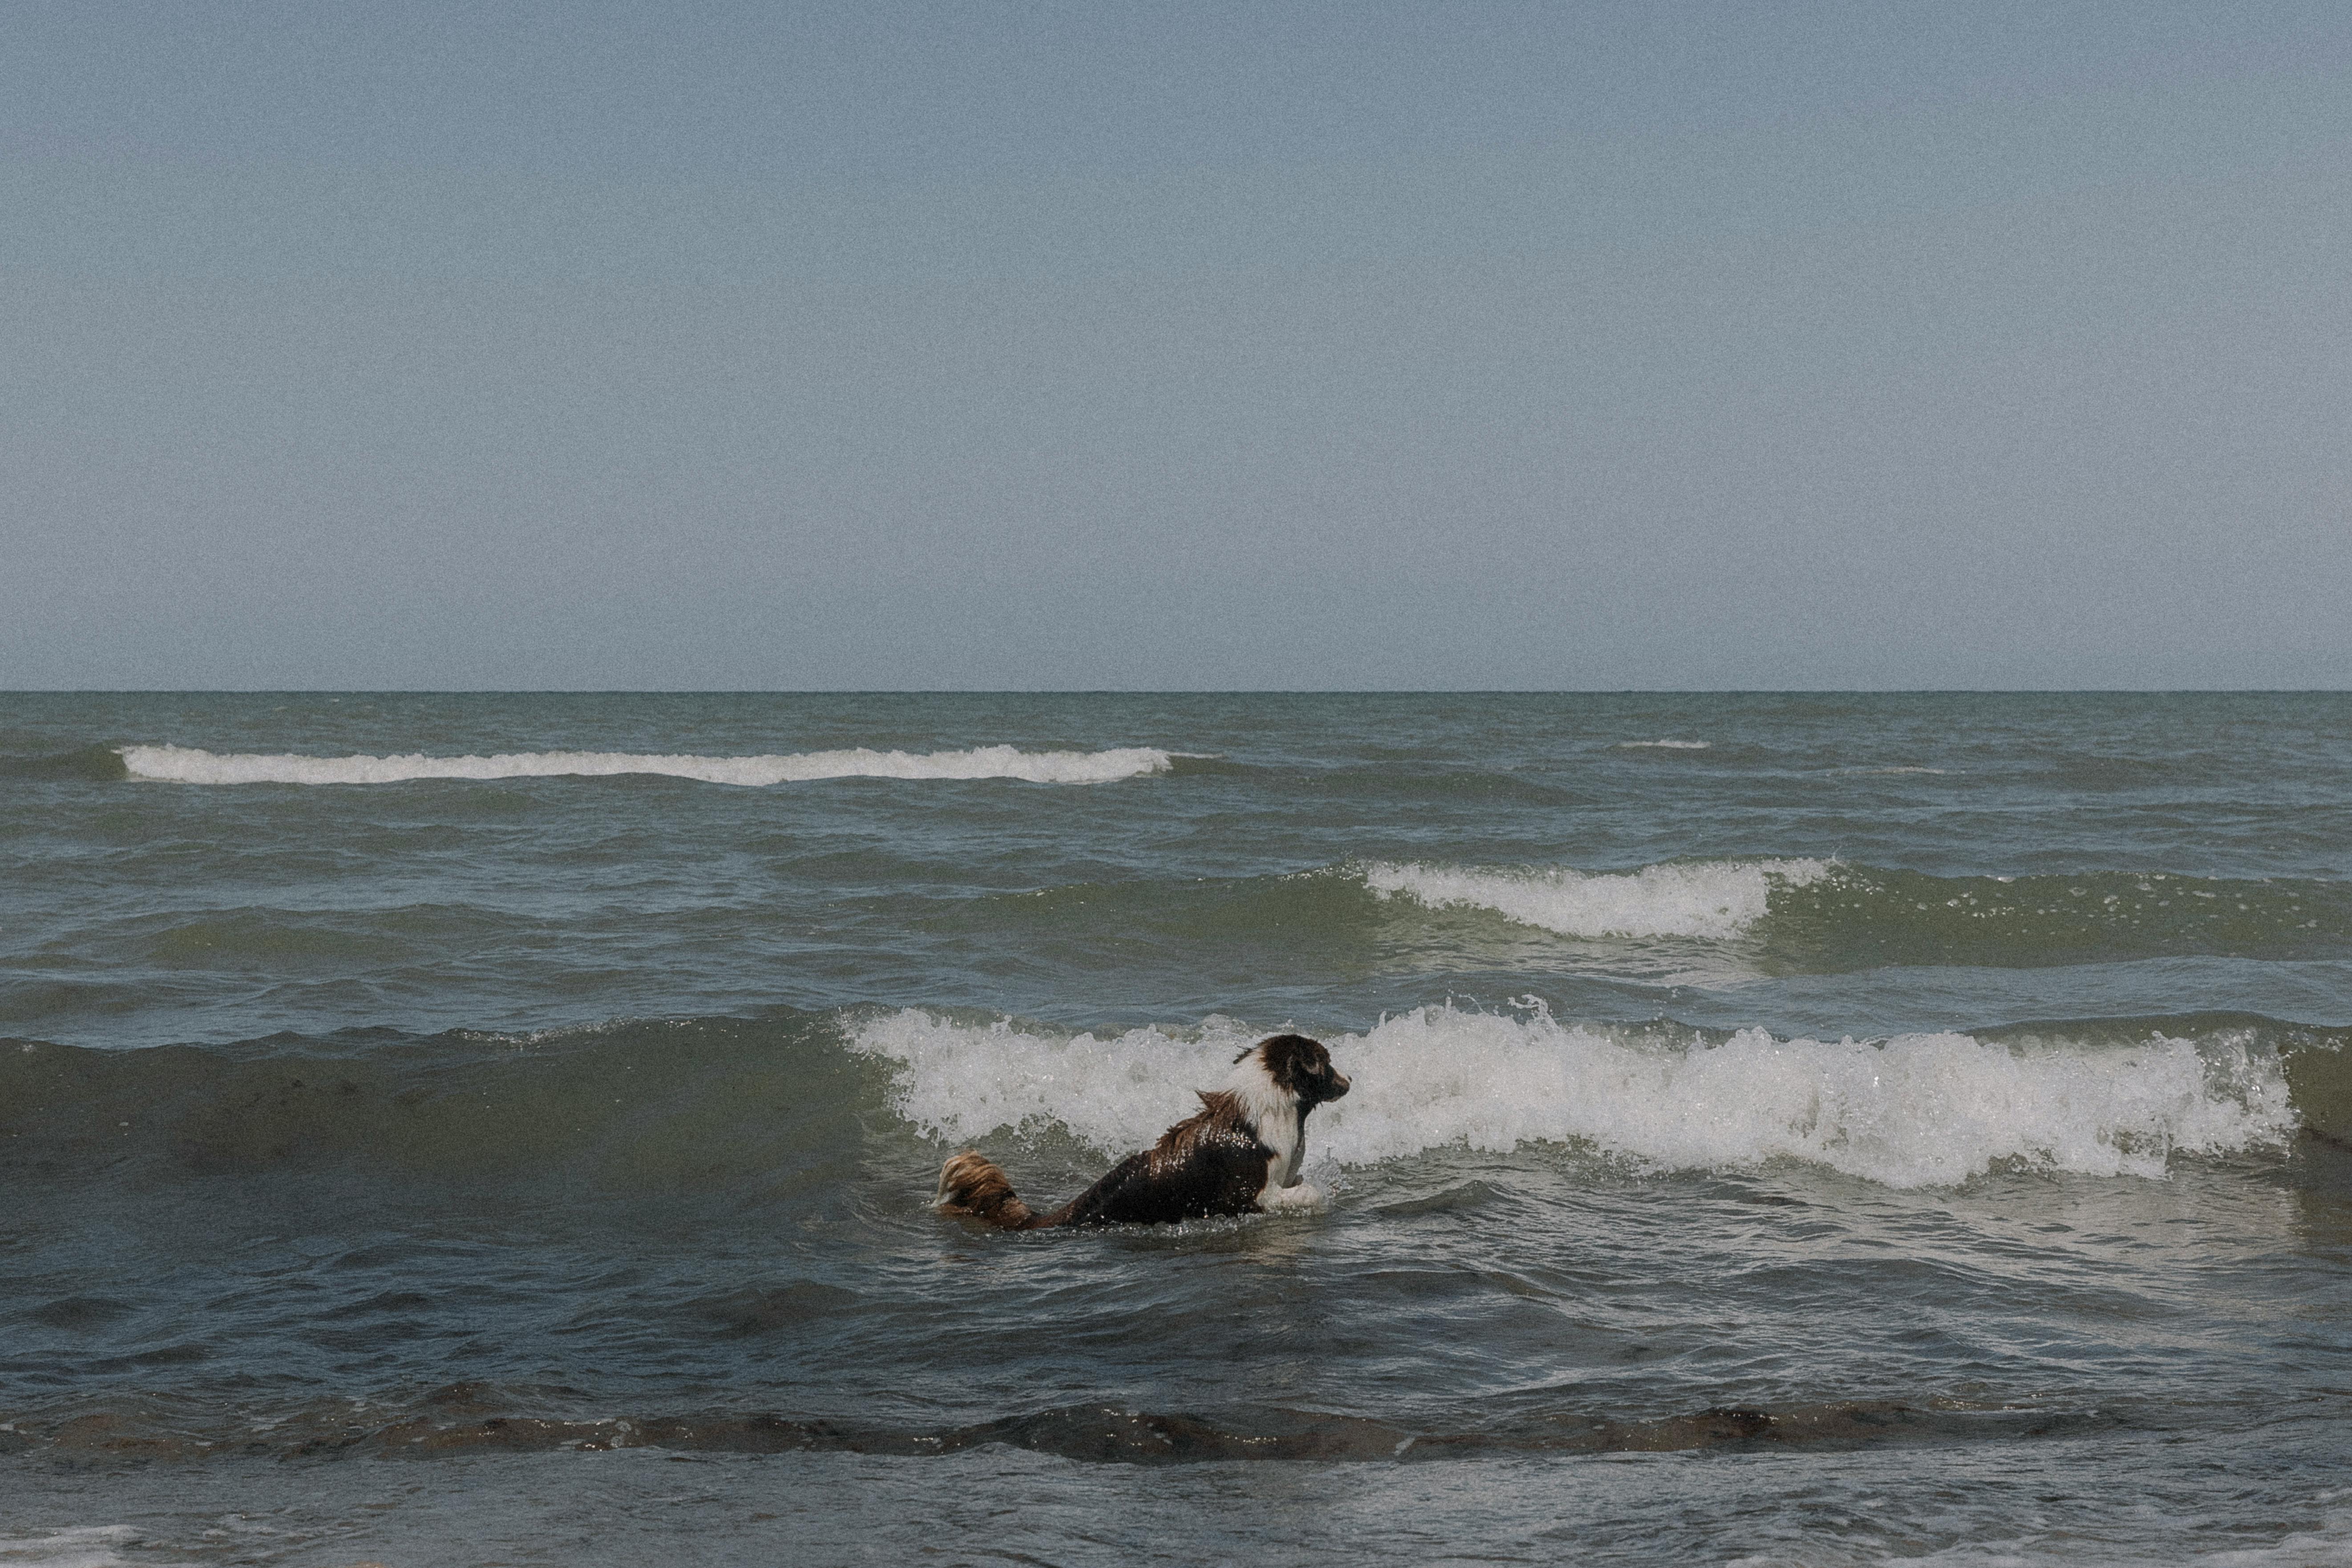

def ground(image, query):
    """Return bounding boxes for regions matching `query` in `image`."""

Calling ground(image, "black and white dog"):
[935,1034,1350,1229]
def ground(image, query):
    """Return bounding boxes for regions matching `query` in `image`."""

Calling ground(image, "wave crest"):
[1363,859,1830,940]
[117,744,1173,788]
[850,1004,2298,1189]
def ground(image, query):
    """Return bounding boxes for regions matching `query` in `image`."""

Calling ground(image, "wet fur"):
[935,1034,1350,1229]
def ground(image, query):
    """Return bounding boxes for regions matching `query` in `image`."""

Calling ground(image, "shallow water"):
[4,692,2348,1564]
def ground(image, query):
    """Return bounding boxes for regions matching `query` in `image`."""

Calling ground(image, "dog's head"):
[1240,1033,1350,1110]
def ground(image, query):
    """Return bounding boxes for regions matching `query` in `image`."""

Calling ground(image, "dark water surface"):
[4,693,2349,1565]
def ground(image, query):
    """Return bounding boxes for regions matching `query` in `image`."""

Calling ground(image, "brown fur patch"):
[1143,1091,1250,1178]
[936,1149,1038,1230]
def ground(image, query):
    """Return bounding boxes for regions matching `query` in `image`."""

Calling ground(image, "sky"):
[3,1,2348,690]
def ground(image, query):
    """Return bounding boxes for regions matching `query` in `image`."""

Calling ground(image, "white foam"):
[851,1011,1260,1160]
[0,1528,155,1568]
[1618,739,1710,749]
[850,1004,2296,1190]
[1363,859,1830,940]
[118,744,1172,788]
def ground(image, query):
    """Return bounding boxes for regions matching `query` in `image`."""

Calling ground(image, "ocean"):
[4,691,2348,1566]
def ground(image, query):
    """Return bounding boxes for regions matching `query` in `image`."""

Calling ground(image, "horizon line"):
[4,687,2350,699]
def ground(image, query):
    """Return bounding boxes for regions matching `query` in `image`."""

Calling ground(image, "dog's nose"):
[1331,1073,1351,1097]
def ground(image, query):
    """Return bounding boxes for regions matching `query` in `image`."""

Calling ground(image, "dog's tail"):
[936,1150,1042,1230]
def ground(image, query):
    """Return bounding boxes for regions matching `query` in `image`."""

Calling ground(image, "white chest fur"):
[1227,1051,1303,1190]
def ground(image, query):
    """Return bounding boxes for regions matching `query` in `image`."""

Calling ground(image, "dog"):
[934,1033,1350,1229]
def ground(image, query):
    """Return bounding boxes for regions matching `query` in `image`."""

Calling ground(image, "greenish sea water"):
[4,692,2348,1565]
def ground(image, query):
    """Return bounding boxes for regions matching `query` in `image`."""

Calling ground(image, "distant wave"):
[0,1528,145,1568]
[852,1004,2302,1189]
[1363,858,1830,940]
[1617,739,1710,750]
[0,1394,2138,1465]
[1354,859,2352,967]
[0,744,129,782]
[117,743,1174,787]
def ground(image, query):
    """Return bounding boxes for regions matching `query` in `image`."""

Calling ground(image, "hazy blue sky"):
[5,2,2348,689]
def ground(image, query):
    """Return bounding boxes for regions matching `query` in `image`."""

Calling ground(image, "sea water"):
[2,692,2347,1565]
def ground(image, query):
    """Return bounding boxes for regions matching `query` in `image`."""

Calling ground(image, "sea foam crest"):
[851,1005,2295,1189]
[0,1526,145,1568]
[117,744,1173,788]
[1363,859,1830,940]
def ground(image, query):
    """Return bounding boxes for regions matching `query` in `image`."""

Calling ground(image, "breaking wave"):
[851,1004,2307,1189]
[1363,859,1831,940]
[0,744,130,782]
[1354,859,2352,967]
[9,1008,2334,1198]
[0,1527,150,1568]
[115,744,1173,788]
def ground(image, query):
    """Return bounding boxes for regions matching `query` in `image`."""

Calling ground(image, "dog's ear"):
[1253,1034,1328,1093]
